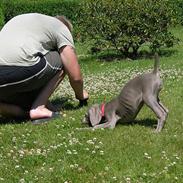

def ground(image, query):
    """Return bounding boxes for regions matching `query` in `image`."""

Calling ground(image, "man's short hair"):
[55,15,73,32]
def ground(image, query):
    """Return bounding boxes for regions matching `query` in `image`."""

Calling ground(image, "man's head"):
[55,15,73,32]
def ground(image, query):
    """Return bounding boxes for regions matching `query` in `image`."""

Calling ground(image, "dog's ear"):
[88,104,102,127]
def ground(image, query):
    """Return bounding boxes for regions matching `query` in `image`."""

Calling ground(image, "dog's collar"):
[101,103,105,117]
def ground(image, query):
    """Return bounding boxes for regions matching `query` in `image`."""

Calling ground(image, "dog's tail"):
[153,53,160,75]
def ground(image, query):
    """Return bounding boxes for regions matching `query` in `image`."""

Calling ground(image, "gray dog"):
[83,54,168,132]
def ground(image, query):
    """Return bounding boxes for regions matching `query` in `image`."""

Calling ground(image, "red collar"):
[101,103,105,117]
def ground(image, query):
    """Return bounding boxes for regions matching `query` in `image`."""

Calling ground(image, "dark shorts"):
[0,51,63,110]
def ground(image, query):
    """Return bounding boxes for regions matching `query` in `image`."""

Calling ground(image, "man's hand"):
[76,89,89,100]
[78,90,89,107]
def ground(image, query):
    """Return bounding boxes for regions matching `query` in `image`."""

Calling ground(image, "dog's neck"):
[101,98,121,124]
[103,98,118,115]
[101,103,105,117]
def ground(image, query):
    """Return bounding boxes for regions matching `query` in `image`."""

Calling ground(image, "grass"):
[0,27,183,183]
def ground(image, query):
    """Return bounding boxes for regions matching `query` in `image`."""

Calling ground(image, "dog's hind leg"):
[143,96,167,132]
[159,101,169,114]
[157,97,169,114]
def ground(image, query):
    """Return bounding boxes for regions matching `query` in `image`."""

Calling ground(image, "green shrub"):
[1,0,81,39]
[168,0,183,25]
[0,6,5,29]
[77,0,178,58]
[1,0,79,22]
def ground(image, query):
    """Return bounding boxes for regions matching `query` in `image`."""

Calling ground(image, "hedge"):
[0,0,180,57]
[168,0,183,25]
[0,5,4,29]
[1,0,80,28]
[77,0,179,57]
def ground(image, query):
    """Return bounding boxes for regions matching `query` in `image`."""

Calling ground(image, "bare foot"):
[29,105,53,120]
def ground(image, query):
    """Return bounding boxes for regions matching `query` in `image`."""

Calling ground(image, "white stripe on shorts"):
[0,57,62,88]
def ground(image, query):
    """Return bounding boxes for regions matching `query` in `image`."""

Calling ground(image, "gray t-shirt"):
[0,13,74,66]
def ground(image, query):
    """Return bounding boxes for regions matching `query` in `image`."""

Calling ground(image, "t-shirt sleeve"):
[55,25,75,51]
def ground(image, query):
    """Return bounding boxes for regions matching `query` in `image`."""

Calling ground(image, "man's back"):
[0,13,74,66]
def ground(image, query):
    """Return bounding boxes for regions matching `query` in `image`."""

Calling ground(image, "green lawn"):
[0,27,183,183]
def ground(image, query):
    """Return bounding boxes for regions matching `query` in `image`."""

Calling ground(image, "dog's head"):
[82,104,105,127]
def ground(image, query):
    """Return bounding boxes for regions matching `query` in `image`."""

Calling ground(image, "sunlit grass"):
[0,28,183,182]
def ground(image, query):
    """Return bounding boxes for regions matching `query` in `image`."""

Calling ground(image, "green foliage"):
[0,0,83,40]
[77,0,178,58]
[0,27,183,181]
[0,5,4,29]
[168,0,183,25]
[1,0,80,25]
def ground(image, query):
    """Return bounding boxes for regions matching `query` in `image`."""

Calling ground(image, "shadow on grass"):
[51,97,75,111]
[51,97,87,111]
[0,97,87,125]
[80,48,178,62]
[0,116,28,125]
[138,49,178,59]
[118,118,157,129]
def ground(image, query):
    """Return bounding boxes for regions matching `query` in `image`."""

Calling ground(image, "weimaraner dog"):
[83,54,168,132]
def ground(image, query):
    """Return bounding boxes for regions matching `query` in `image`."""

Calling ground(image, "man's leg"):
[0,102,27,118]
[29,70,65,120]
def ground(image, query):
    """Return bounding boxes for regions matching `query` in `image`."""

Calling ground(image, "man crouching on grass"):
[0,13,88,123]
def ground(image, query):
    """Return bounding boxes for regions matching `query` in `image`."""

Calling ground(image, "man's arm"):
[59,45,88,100]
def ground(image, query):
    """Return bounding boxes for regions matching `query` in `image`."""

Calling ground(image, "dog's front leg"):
[94,114,119,129]
[94,122,113,129]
